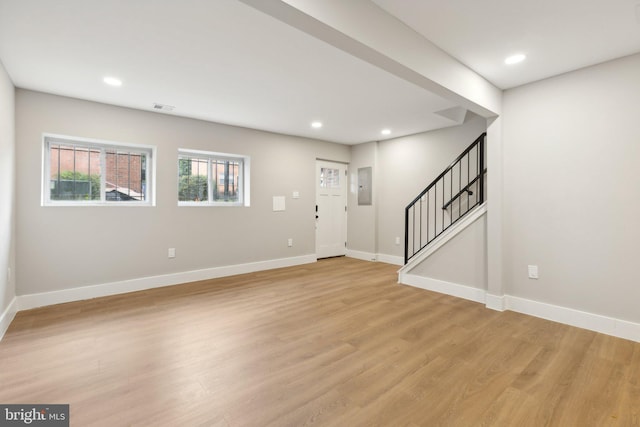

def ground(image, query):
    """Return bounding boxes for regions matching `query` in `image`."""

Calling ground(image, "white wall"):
[503,53,640,324]
[346,141,377,258]
[15,90,350,296]
[409,216,487,290]
[0,60,16,323]
[375,114,487,259]
[346,114,487,264]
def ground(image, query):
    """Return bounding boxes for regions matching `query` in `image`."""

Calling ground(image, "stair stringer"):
[398,202,487,302]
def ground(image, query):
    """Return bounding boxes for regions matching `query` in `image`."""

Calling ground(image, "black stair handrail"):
[404,132,486,264]
[442,169,486,210]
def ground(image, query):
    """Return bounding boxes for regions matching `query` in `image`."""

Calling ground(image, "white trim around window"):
[177,148,250,207]
[42,133,156,206]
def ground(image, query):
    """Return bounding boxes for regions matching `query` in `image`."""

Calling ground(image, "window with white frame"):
[43,134,155,206]
[178,149,249,206]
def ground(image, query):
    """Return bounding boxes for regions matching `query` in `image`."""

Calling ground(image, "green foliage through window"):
[177,151,246,206]
[51,171,101,201]
[178,174,209,202]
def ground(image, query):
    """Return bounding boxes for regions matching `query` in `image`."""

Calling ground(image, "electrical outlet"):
[287,238,293,247]
[528,265,539,279]
[395,237,400,245]
[168,248,176,258]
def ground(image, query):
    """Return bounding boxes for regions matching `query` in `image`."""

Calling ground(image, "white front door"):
[315,160,347,259]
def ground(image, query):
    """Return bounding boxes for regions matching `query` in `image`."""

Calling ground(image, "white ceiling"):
[373,0,640,89]
[0,0,639,144]
[0,0,462,145]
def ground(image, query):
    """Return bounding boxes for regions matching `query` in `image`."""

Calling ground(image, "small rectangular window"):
[178,149,250,206]
[43,134,155,206]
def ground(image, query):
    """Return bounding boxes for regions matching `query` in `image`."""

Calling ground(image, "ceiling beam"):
[239,0,502,117]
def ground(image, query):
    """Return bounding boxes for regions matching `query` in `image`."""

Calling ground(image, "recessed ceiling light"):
[505,54,526,65]
[381,129,391,135]
[103,76,122,87]
[311,121,323,129]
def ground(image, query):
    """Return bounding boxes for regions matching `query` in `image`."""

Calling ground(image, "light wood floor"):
[1,257,639,426]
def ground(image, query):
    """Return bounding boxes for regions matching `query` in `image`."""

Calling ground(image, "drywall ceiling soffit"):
[242,0,502,116]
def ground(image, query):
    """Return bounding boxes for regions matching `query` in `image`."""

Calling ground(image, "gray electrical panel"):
[357,167,372,206]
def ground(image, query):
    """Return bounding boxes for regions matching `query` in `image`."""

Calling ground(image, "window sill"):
[43,202,155,207]
[178,202,246,207]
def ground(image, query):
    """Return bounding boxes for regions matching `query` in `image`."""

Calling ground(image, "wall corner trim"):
[0,297,18,342]
[16,254,317,312]
[485,294,506,311]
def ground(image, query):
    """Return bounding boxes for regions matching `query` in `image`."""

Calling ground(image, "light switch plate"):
[273,196,286,211]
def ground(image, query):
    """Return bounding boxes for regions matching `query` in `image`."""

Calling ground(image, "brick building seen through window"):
[49,144,145,201]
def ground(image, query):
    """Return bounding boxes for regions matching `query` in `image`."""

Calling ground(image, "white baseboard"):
[506,296,640,343]
[346,249,377,262]
[485,293,506,311]
[0,297,17,341]
[17,254,316,311]
[400,274,486,304]
[376,253,404,266]
[346,250,403,266]
[399,274,640,343]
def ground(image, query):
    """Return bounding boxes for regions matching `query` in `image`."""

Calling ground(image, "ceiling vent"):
[152,103,175,112]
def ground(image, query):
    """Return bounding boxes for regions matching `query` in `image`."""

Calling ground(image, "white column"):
[485,115,505,310]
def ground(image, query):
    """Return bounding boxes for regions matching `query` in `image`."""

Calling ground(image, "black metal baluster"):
[426,190,430,245]
[467,152,471,212]
[448,173,451,226]
[442,179,445,234]
[458,160,462,219]
[419,195,422,250]
[479,137,485,204]
[412,205,416,258]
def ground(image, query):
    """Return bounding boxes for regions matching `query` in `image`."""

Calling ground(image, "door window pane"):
[320,167,340,188]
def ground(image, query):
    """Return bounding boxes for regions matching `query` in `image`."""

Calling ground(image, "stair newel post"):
[404,206,410,264]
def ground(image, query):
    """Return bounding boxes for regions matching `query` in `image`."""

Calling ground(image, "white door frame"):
[315,160,348,259]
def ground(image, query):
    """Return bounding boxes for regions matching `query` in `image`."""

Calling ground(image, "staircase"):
[403,132,486,266]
